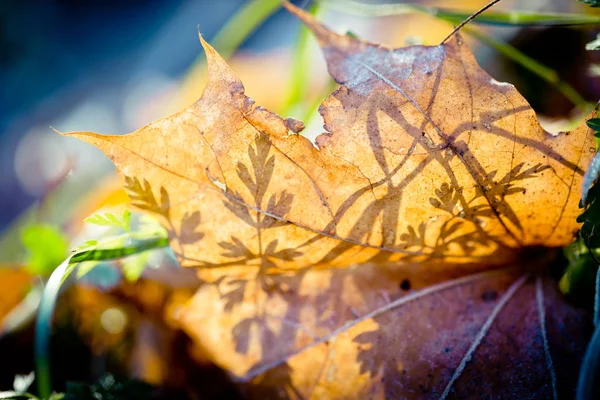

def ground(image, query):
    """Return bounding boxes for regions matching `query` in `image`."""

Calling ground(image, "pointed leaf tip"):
[282,1,317,28]
[282,1,345,45]
[197,34,228,70]
[198,33,212,53]
[196,34,242,92]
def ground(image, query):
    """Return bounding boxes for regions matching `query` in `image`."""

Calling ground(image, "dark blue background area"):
[0,0,301,229]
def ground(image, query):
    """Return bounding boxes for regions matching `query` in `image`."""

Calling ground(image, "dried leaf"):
[58,25,595,271]
[57,38,403,279]
[287,4,596,257]
[56,3,597,398]
[178,260,591,399]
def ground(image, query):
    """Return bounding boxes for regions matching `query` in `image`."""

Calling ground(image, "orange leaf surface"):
[179,259,590,399]
[57,3,595,398]
[59,25,595,271]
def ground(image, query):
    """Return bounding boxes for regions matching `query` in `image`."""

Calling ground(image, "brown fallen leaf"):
[56,2,596,398]
[57,23,594,270]
[179,254,591,399]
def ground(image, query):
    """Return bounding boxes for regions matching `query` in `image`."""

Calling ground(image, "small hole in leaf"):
[399,279,411,291]
[481,290,498,302]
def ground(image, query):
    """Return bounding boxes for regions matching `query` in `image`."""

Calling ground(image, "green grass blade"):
[35,234,169,398]
[461,27,591,110]
[443,10,600,26]
[317,0,591,110]
[69,236,169,264]
[318,0,600,26]
[283,3,320,115]
[35,259,71,399]
[210,0,282,60]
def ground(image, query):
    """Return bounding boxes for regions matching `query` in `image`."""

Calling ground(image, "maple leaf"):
[56,2,598,398]
[57,13,594,270]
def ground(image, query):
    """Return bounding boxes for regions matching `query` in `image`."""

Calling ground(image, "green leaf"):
[578,180,600,248]
[74,240,98,252]
[560,239,599,302]
[579,0,600,8]
[69,235,168,264]
[21,225,69,276]
[122,210,131,232]
[582,150,600,205]
[587,118,600,131]
[84,210,131,231]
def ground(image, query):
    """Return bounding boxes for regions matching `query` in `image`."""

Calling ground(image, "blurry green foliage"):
[84,210,131,232]
[121,252,150,282]
[562,114,600,302]
[561,112,600,300]
[587,118,600,131]
[72,212,168,281]
[561,238,599,299]
[580,177,600,247]
[21,225,69,276]
[579,0,600,8]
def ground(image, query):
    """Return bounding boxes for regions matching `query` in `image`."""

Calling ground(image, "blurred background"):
[0,0,296,231]
[0,0,599,397]
[1,0,600,238]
